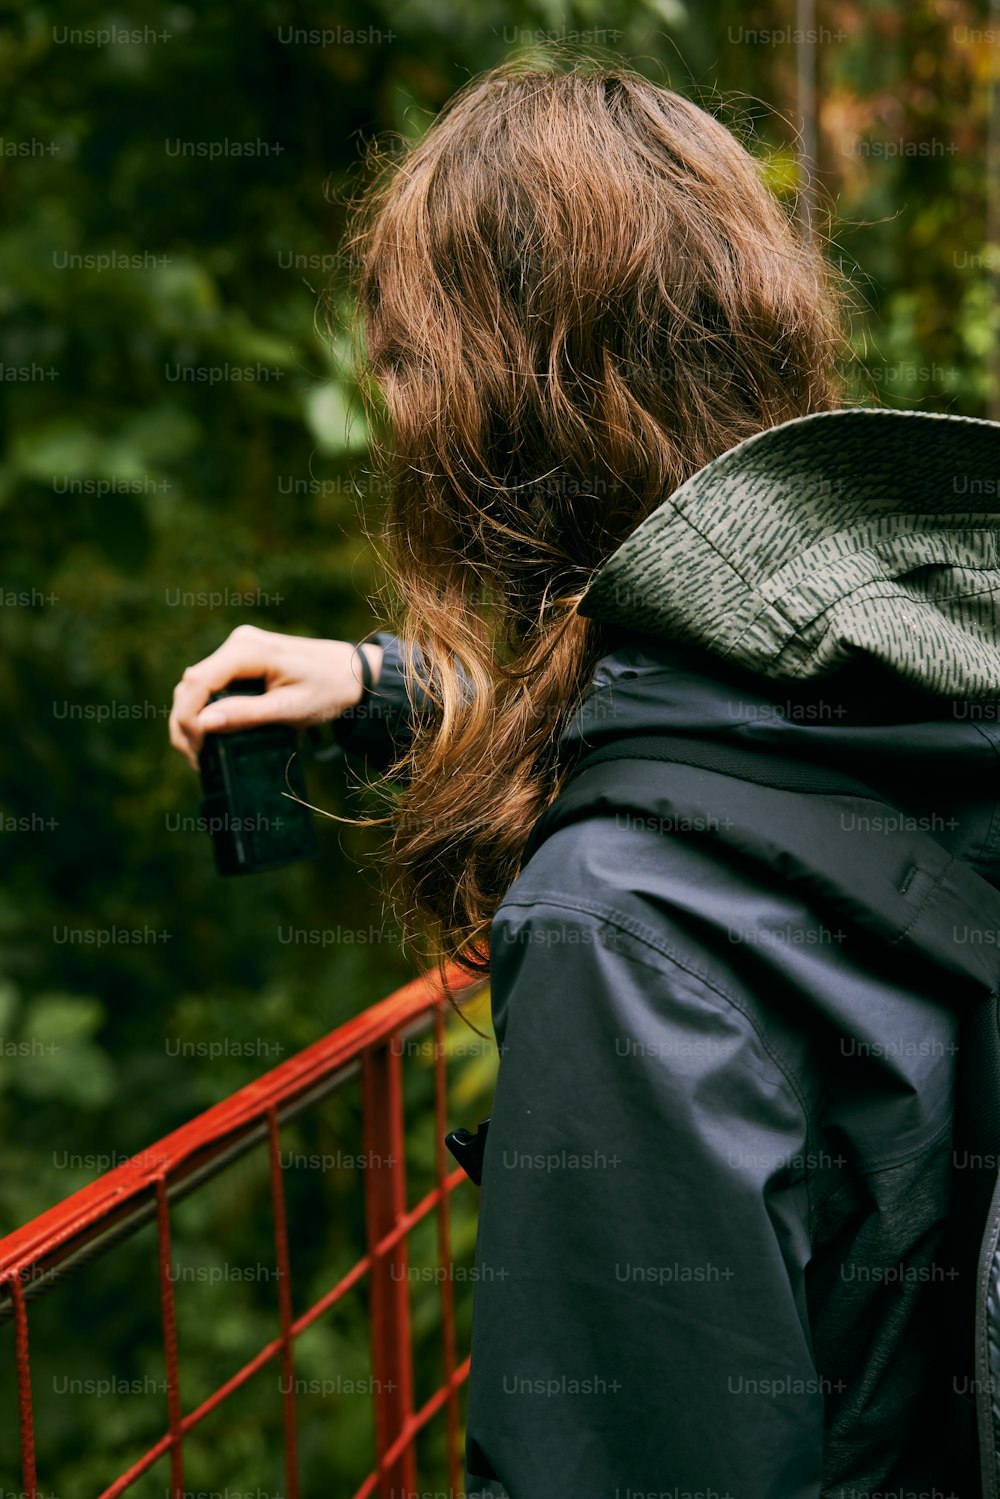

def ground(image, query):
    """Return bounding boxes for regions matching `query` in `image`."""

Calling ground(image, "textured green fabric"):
[580,406,1000,699]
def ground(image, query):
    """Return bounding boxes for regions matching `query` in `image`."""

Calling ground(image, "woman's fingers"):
[168,629,385,773]
[169,625,285,768]
[195,684,309,736]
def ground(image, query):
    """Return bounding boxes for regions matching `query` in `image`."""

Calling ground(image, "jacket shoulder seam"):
[496,890,814,1142]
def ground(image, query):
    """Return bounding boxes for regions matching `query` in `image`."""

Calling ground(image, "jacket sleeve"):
[463,889,824,1499]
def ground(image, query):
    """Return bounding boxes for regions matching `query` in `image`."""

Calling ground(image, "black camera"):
[197,677,318,876]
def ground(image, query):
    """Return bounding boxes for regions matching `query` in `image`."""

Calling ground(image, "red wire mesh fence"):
[0,965,490,1499]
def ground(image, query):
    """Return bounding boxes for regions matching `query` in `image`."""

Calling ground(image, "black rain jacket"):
[345,629,999,1498]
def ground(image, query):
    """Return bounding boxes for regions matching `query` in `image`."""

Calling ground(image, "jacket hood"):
[579,406,1000,700]
[562,405,1000,894]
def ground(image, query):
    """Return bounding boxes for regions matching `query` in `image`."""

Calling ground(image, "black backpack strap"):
[521,731,897,866]
[567,732,895,802]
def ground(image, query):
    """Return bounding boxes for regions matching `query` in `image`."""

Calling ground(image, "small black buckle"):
[444,1116,491,1186]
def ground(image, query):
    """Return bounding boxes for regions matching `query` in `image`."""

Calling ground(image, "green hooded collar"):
[579,406,1000,700]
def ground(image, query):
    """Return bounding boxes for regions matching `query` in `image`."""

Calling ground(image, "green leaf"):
[303,381,369,455]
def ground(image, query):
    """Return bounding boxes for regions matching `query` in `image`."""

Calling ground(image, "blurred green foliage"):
[0,0,997,1490]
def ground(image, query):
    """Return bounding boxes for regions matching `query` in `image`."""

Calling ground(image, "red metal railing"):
[0,965,490,1499]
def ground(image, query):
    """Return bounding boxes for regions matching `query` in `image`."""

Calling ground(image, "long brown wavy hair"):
[344,56,846,982]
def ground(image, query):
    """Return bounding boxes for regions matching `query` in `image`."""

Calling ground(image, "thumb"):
[197,685,307,734]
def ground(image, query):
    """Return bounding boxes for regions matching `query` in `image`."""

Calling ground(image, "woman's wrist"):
[326,638,387,752]
[343,640,384,709]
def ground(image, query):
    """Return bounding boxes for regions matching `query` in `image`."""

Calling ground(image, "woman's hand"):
[168,624,384,771]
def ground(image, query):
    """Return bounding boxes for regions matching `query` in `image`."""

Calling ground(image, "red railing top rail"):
[0,962,482,1286]
[2,962,490,1499]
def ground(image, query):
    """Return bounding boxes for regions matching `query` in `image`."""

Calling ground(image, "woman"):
[170,60,1000,1497]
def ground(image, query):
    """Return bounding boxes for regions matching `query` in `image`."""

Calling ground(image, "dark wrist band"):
[329,641,375,750]
[353,642,374,696]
